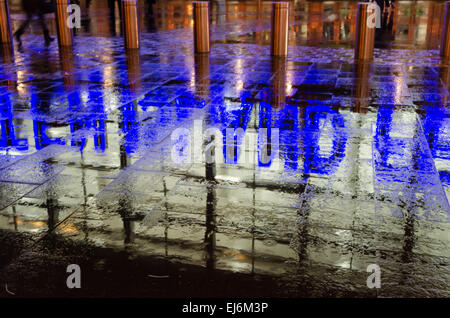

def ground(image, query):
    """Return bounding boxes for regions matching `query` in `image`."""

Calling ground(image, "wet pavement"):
[0,0,449,298]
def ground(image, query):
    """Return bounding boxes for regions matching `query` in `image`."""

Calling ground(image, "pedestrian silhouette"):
[14,0,55,48]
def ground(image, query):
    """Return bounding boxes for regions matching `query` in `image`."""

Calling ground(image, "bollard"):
[271,2,289,57]
[0,0,12,47]
[193,1,210,53]
[122,0,139,49]
[354,2,375,61]
[55,0,73,47]
[441,2,450,60]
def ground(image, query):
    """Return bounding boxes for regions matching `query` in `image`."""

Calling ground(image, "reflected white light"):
[215,175,241,183]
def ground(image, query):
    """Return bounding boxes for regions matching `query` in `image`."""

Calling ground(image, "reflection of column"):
[194,53,210,102]
[354,62,371,113]
[205,134,216,182]
[60,47,76,89]
[271,56,287,107]
[204,183,216,269]
[126,49,141,94]
[120,144,129,169]
[46,196,60,232]
[398,124,421,284]
[118,191,134,244]
[296,190,310,267]
[118,148,133,243]
[0,43,13,64]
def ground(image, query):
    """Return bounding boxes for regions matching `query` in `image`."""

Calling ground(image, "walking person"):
[14,0,55,48]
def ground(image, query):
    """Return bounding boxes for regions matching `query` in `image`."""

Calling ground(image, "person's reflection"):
[119,194,135,244]
[205,183,217,269]
[29,51,64,150]
[118,146,134,244]
[398,124,422,285]
[204,131,217,269]
[296,195,310,266]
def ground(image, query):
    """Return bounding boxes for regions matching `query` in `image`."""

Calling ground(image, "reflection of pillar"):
[205,134,216,182]
[354,62,371,113]
[296,191,310,266]
[120,144,129,169]
[60,47,76,89]
[204,183,216,269]
[55,0,74,47]
[0,0,13,61]
[271,56,287,107]
[126,49,141,94]
[194,53,210,102]
[0,43,13,63]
